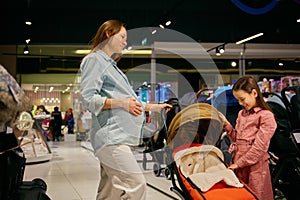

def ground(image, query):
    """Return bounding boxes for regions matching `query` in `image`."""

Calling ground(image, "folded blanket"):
[174,145,243,192]
[189,169,243,192]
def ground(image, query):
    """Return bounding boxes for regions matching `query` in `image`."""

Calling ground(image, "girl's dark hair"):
[233,75,271,111]
[90,19,125,54]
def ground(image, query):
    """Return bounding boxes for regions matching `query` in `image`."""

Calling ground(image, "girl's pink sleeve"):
[224,111,241,142]
[224,123,236,142]
[236,110,277,168]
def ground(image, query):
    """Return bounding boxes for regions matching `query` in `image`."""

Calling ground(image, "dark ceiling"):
[1,0,300,45]
[0,0,299,78]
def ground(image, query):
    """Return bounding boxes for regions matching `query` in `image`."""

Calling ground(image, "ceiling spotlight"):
[151,29,157,34]
[34,86,39,93]
[25,39,31,44]
[159,24,164,29]
[23,45,29,54]
[215,48,221,56]
[278,62,283,66]
[25,21,32,25]
[219,45,225,54]
[297,19,300,23]
[165,20,171,26]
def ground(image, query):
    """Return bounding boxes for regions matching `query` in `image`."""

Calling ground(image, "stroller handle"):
[196,88,209,99]
[160,107,168,134]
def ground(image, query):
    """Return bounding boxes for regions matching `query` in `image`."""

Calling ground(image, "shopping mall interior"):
[0,0,300,199]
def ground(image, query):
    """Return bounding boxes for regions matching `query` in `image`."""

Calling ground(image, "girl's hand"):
[228,163,238,170]
[218,111,230,127]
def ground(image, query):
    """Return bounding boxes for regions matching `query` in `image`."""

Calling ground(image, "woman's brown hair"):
[233,75,271,111]
[90,19,125,53]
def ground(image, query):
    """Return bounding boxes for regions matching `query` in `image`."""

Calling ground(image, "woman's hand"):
[120,99,173,116]
[149,103,172,113]
[121,98,143,116]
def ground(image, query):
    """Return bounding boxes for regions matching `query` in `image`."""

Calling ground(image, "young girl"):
[220,76,277,200]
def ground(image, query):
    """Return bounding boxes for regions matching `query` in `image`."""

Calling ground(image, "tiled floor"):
[23,141,179,200]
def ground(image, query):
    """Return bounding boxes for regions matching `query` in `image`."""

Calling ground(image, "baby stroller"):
[264,86,300,199]
[142,89,211,177]
[142,97,181,177]
[165,103,258,200]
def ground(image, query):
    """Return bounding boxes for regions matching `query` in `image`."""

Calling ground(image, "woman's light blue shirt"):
[80,50,146,154]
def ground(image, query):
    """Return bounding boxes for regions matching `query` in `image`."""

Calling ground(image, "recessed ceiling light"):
[297,19,300,23]
[236,33,264,44]
[165,21,171,26]
[75,49,90,54]
[231,61,237,67]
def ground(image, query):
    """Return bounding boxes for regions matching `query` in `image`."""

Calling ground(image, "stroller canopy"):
[212,85,240,108]
[166,103,223,149]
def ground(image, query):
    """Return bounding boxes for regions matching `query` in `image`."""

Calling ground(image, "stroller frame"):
[141,97,181,177]
[264,87,300,199]
[142,89,211,177]
[165,103,258,200]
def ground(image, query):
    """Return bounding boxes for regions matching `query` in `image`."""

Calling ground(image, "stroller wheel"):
[164,166,171,180]
[32,178,47,191]
[153,162,161,177]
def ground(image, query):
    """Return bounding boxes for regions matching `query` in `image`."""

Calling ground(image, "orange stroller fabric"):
[174,144,258,200]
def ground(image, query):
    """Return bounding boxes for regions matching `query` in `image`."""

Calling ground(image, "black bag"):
[0,132,26,200]
[0,132,51,200]
[0,148,26,200]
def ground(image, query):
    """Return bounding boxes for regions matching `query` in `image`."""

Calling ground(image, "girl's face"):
[233,89,258,110]
[107,26,127,54]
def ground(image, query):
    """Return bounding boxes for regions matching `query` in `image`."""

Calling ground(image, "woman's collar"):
[95,50,116,65]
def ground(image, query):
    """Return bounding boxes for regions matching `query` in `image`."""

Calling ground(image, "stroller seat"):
[173,144,243,192]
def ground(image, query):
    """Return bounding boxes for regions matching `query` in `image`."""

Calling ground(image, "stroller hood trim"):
[167,103,223,145]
